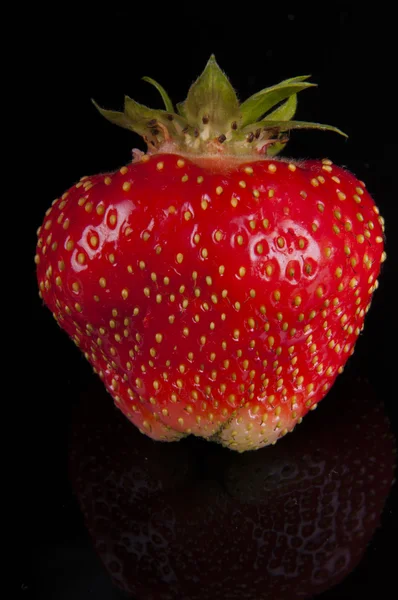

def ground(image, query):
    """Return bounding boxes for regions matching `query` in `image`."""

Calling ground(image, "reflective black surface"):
[23,5,397,599]
[65,374,395,600]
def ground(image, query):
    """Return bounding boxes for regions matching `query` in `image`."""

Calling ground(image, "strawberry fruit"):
[36,56,386,451]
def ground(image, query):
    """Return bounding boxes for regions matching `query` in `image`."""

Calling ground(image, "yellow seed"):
[294,296,302,306]
[268,163,277,173]
[216,186,223,195]
[122,181,131,192]
[349,277,358,288]
[176,253,184,264]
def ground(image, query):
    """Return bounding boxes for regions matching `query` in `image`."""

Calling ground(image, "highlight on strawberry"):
[36,56,386,451]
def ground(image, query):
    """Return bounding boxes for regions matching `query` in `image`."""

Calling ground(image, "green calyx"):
[93,55,347,157]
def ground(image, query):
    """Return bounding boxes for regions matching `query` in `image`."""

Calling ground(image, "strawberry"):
[36,56,386,451]
[69,374,396,600]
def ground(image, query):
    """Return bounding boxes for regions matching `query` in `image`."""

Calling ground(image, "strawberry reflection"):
[69,374,395,600]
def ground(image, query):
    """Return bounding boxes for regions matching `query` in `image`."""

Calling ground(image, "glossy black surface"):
[23,5,397,599]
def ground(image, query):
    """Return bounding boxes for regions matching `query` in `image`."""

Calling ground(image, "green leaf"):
[266,93,298,121]
[92,97,172,138]
[256,94,299,156]
[266,141,287,157]
[176,101,187,119]
[240,80,315,127]
[91,100,136,132]
[281,75,312,84]
[258,119,348,137]
[183,55,240,134]
[123,96,170,135]
[142,76,174,112]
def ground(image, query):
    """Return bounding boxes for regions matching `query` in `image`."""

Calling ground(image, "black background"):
[22,5,397,599]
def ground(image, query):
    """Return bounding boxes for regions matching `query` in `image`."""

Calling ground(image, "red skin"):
[36,153,385,450]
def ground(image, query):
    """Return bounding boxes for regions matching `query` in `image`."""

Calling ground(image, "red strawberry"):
[36,56,386,451]
[69,373,396,600]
